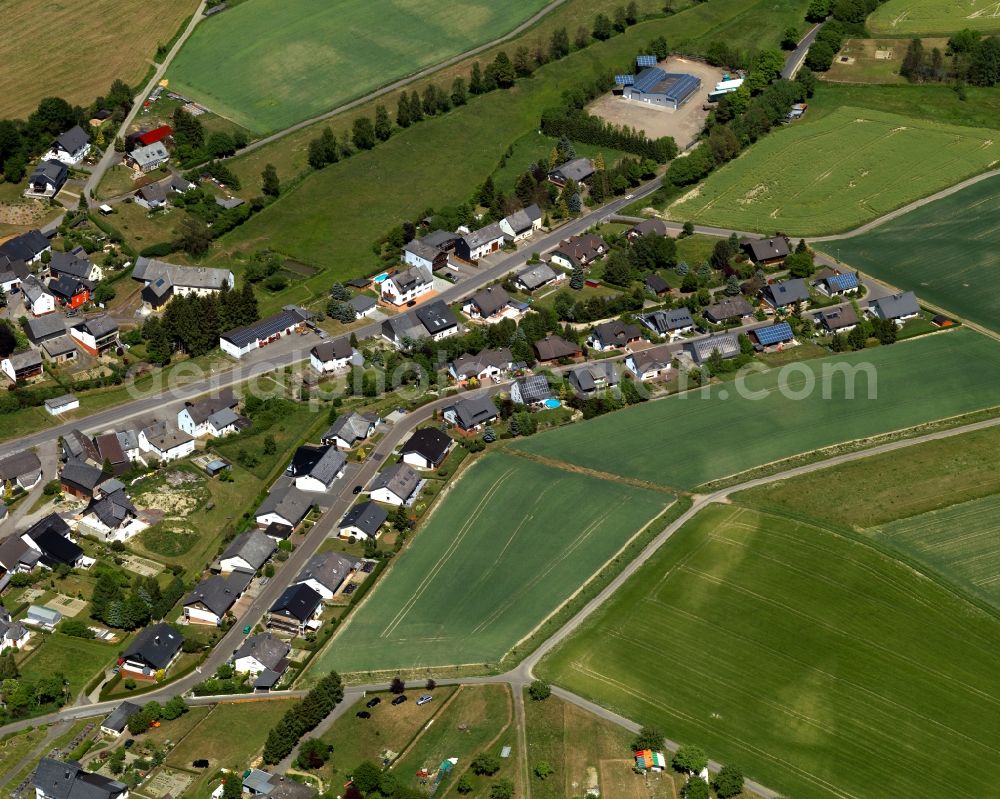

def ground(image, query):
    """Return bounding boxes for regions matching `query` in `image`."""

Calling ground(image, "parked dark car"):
[366,697,381,708]
[353,485,363,495]
[391,695,408,706]
[356,711,371,719]
[124,740,135,750]
[192,759,209,768]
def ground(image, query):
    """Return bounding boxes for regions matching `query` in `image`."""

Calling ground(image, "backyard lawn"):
[670,106,1000,235]
[18,633,119,698]
[817,174,1000,335]
[538,504,1000,799]
[311,452,671,675]
[513,329,1000,489]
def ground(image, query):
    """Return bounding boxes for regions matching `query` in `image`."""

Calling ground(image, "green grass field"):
[513,329,1000,489]
[874,493,1000,610]
[167,0,549,132]
[18,633,118,697]
[669,106,1000,235]
[817,174,1000,334]
[869,0,1000,35]
[314,452,670,674]
[491,131,632,193]
[538,504,1000,799]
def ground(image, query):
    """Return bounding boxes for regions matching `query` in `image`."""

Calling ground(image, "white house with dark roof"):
[0,229,51,264]
[511,375,553,405]
[499,204,542,242]
[689,332,741,364]
[120,622,182,679]
[289,445,346,492]
[548,158,595,186]
[380,265,433,306]
[219,530,277,574]
[138,421,195,461]
[444,395,499,431]
[322,412,378,449]
[255,485,314,529]
[133,258,234,304]
[69,316,119,356]
[0,608,30,652]
[267,583,323,635]
[462,285,515,322]
[762,278,810,311]
[25,160,68,199]
[183,571,252,625]
[33,758,128,799]
[348,294,377,318]
[177,391,240,438]
[869,291,920,324]
[381,300,460,348]
[295,551,356,599]
[310,338,356,374]
[369,462,420,506]
[49,250,102,283]
[338,501,388,540]
[589,320,642,352]
[400,428,452,470]
[569,362,619,395]
[641,308,695,339]
[234,632,290,678]
[449,348,512,383]
[625,345,673,381]
[455,222,505,261]
[220,307,309,359]
[21,275,56,317]
[100,701,142,737]
[2,349,43,383]
[0,450,43,491]
[515,262,562,292]
[43,126,91,165]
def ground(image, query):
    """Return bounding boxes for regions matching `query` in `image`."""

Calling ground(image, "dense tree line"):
[0,80,132,182]
[91,565,185,630]
[540,107,678,162]
[171,108,249,165]
[141,284,259,363]
[262,672,344,763]
[0,655,68,720]
[900,30,1000,86]
[803,20,850,71]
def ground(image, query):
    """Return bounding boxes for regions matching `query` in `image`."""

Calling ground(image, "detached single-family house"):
[0,259,27,295]
[219,530,277,574]
[170,175,196,194]
[444,395,499,431]
[234,632,290,678]
[455,222,505,261]
[120,622,182,679]
[589,320,642,351]
[295,551,356,600]
[33,759,128,799]
[641,308,694,338]
[183,571,252,625]
[813,270,860,296]
[24,160,68,198]
[1,350,43,383]
[338,501,388,540]
[0,609,30,652]
[219,307,310,359]
[128,141,169,173]
[0,229,51,264]
[100,701,142,737]
[463,285,512,321]
[762,278,810,311]
[511,374,552,406]
[322,412,378,449]
[22,514,84,569]
[369,462,420,506]
[515,263,561,293]
[569,362,619,395]
[21,276,56,316]
[548,158,595,186]
[79,489,141,542]
[750,321,795,350]
[626,218,668,240]
[0,450,43,491]
[290,445,346,492]
[49,250,102,283]
[348,294,377,318]
[403,238,448,272]
[704,296,753,324]
[449,348,512,382]
[741,236,790,266]
[644,273,670,296]
[870,291,920,324]
[499,204,542,242]
[549,235,607,270]
[380,265,433,306]
[400,428,452,470]
[533,334,581,363]
[255,485,314,530]
[133,258,234,301]
[134,182,168,210]
[49,275,90,309]
[43,125,91,165]
[309,339,356,374]
[177,391,241,438]
[69,316,119,356]
[138,422,195,461]
[267,583,323,636]
[0,537,40,589]
[414,300,460,341]
[689,332,741,364]
[815,305,859,333]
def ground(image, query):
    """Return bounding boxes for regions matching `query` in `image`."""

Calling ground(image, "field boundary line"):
[387,685,465,771]
[503,447,682,495]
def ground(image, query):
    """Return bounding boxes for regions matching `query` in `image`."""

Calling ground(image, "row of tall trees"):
[901,31,1000,86]
[141,284,259,363]
[262,672,344,763]
[540,107,678,162]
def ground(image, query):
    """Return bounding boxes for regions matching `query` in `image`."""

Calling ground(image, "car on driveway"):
[417,694,433,706]
[391,695,407,706]
[366,697,381,708]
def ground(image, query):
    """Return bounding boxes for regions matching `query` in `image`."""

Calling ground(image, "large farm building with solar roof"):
[616,56,701,110]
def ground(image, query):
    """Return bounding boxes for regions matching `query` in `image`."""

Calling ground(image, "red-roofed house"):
[137,126,172,146]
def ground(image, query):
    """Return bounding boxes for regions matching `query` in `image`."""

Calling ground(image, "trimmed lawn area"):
[312,452,671,674]
[869,0,1000,35]
[525,692,681,799]
[165,700,297,794]
[821,38,948,85]
[213,400,328,480]
[492,131,631,193]
[670,106,1000,236]
[0,0,197,119]
[18,633,118,697]
[817,174,1000,334]
[513,329,1000,489]
[167,0,549,133]
[736,422,1000,528]
[538,504,1000,799]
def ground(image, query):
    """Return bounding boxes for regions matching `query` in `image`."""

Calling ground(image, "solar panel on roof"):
[830,273,859,290]
[664,74,701,103]
[633,67,667,94]
[636,55,657,67]
[754,322,794,346]
[615,74,635,85]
